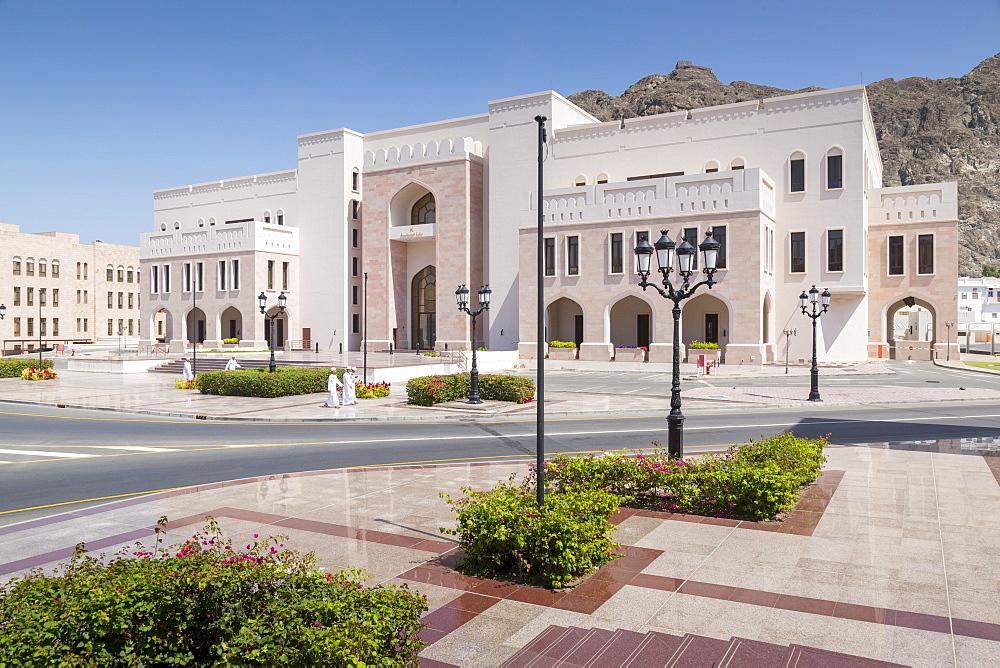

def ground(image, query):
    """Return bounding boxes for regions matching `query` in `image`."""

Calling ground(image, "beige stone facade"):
[1,223,140,354]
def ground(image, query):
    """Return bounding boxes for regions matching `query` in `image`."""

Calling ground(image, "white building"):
[958,276,1000,341]
[140,83,960,362]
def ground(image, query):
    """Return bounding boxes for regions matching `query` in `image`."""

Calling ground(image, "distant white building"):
[958,276,1000,340]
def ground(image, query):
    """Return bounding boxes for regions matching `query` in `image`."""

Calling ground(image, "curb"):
[932,358,1000,376]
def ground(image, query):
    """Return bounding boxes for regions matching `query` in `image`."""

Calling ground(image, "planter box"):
[221,343,240,349]
[547,347,578,360]
[686,348,721,364]
[615,348,647,362]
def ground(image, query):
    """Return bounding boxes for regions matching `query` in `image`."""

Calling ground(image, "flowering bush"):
[541,432,827,521]
[20,367,58,381]
[0,517,427,665]
[688,340,720,349]
[196,367,343,398]
[356,381,391,398]
[222,338,240,344]
[0,358,54,378]
[441,481,621,588]
[174,378,197,390]
[548,341,577,348]
[406,373,535,406]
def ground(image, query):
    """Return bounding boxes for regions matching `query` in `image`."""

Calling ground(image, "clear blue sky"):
[1,0,998,246]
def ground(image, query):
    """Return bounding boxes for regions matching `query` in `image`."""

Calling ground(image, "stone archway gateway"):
[185,307,206,344]
[609,295,653,349]
[411,265,436,349]
[886,296,936,360]
[219,306,243,341]
[546,297,583,345]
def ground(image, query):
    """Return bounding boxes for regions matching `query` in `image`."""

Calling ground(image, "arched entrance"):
[609,295,653,348]
[412,266,436,349]
[682,293,730,350]
[886,296,936,360]
[264,307,288,348]
[185,307,206,344]
[546,297,584,345]
[219,306,243,341]
[152,308,172,343]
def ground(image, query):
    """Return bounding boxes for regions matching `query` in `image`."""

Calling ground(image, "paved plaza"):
[2,442,998,666]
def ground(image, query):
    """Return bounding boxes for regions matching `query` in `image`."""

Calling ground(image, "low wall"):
[365,351,519,384]
[67,359,168,374]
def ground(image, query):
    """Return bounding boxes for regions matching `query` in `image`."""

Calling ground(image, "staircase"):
[500,626,904,667]
[149,358,331,374]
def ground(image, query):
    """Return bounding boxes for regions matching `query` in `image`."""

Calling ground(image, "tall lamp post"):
[634,230,721,459]
[534,114,547,505]
[455,284,491,404]
[258,291,287,373]
[0,304,5,357]
[945,321,955,361]
[799,286,831,402]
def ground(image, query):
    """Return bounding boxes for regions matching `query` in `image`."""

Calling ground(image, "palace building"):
[140,84,959,362]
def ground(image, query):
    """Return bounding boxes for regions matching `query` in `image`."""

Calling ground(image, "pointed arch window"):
[411,193,435,226]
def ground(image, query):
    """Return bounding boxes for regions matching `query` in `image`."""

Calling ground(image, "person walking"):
[343,366,358,406]
[181,358,194,382]
[224,356,242,371]
[323,368,343,408]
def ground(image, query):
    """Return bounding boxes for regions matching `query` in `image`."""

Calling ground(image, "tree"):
[983,264,1000,278]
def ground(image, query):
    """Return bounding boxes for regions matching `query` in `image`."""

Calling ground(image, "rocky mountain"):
[568,56,1000,276]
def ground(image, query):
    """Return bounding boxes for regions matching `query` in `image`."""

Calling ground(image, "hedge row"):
[0,518,426,664]
[0,358,54,378]
[196,367,343,398]
[542,431,828,521]
[406,373,535,406]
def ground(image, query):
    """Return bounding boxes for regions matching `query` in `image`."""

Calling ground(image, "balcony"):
[140,221,299,259]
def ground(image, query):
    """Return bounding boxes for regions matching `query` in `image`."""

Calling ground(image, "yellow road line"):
[0,486,190,515]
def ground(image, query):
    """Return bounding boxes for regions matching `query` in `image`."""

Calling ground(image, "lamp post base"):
[666,414,684,460]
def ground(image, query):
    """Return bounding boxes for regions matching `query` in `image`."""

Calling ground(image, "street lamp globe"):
[675,239,696,275]
[455,284,469,307]
[821,288,831,308]
[699,230,721,272]
[653,231,675,274]
[478,284,492,306]
[0,303,5,319]
[809,285,820,304]
[799,290,809,309]
[277,292,288,311]
[634,237,654,276]
[258,292,267,314]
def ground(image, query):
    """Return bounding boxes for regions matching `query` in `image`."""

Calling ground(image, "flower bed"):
[21,367,57,381]
[441,482,621,588]
[406,373,535,406]
[0,358,54,378]
[542,432,827,521]
[196,367,343,398]
[0,518,426,665]
[357,381,391,398]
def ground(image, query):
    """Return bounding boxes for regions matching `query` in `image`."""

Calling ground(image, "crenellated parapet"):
[363,136,484,171]
[535,168,776,225]
[869,182,958,224]
[153,170,298,202]
[140,220,298,258]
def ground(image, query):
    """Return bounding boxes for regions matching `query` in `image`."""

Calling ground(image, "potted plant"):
[614,345,647,362]
[221,338,240,348]
[547,341,578,360]
[686,340,721,364]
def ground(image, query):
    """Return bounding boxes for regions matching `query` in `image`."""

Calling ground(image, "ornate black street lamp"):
[634,230,721,459]
[799,286,831,402]
[455,284,491,404]
[258,291,287,373]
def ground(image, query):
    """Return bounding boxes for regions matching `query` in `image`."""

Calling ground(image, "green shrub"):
[196,367,343,398]
[406,373,535,406]
[0,517,426,665]
[441,482,620,588]
[222,338,240,344]
[548,341,577,348]
[688,340,720,349]
[543,432,827,521]
[0,358,54,378]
